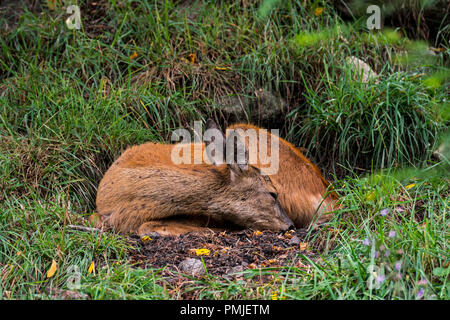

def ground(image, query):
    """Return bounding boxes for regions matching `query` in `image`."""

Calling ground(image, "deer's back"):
[96,142,225,232]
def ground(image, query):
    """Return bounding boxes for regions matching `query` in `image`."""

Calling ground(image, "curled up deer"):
[94,119,339,236]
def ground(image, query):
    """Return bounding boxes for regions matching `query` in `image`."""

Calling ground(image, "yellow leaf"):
[284,230,295,238]
[253,230,263,236]
[188,53,196,64]
[88,261,95,275]
[405,183,416,190]
[215,66,230,70]
[46,259,57,278]
[272,292,278,300]
[195,248,210,256]
[314,7,324,16]
[129,51,138,60]
[141,236,152,242]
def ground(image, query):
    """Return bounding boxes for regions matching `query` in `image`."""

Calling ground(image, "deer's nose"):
[277,203,294,228]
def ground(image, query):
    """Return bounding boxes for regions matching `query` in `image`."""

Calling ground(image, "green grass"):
[0,0,448,299]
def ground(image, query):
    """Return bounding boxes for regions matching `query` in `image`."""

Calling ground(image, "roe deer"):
[228,123,339,227]
[95,120,294,236]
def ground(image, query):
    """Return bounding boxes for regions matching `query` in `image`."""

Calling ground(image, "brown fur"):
[95,122,339,236]
[228,123,339,227]
[96,126,294,236]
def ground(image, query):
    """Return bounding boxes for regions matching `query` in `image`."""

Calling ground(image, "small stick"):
[67,224,102,233]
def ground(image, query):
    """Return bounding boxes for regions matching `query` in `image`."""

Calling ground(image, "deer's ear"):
[204,119,226,166]
[225,129,249,176]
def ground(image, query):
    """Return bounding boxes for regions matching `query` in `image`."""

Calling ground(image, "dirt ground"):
[128,228,321,278]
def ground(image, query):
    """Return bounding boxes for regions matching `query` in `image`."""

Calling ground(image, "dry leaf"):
[47,259,57,278]
[190,248,210,256]
[220,247,230,254]
[188,53,196,63]
[88,261,95,275]
[328,228,341,234]
[314,7,324,16]
[284,230,295,238]
[46,0,57,11]
[129,51,138,60]
[300,242,308,251]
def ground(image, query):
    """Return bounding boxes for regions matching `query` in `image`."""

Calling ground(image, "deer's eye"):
[269,192,278,200]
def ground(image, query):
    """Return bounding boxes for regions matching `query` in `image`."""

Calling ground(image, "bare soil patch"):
[128,228,319,277]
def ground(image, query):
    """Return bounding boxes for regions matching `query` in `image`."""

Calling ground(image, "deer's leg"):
[137,221,211,237]
[138,216,233,237]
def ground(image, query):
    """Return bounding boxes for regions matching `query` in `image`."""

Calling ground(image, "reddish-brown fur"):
[95,123,294,236]
[95,122,338,236]
[228,123,339,227]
